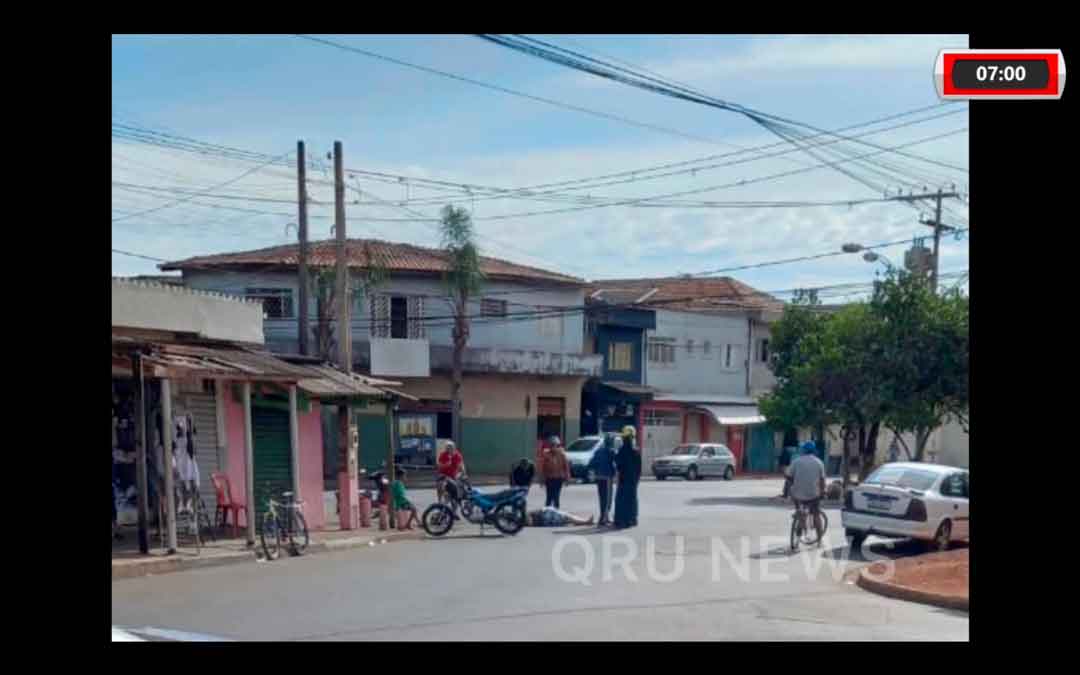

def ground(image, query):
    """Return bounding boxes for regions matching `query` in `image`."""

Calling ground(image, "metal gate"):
[747,425,776,472]
[252,406,293,522]
[643,410,681,471]
[173,388,222,515]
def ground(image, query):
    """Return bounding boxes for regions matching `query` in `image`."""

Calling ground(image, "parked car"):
[841,462,969,551]
[565,436,604,483]
[652,443,736,481]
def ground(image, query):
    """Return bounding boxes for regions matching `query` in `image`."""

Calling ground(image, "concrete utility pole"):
[132,352,150,554]
[888,189,959,293]
[297,140,310,356]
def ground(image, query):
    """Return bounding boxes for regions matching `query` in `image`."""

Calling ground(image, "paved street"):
[112,478,969,641]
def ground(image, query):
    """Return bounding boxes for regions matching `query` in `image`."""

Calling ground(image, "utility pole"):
[887,188,959,292]
[297,140,310,356]
[132,352,150,554]
[334,140,359,530]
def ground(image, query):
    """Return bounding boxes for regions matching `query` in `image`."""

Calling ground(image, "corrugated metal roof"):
[161,238,584,286]
[113,341,405,399]
[693,405,766,426]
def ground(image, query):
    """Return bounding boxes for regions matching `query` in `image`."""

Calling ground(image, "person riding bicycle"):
[789,441,827,540]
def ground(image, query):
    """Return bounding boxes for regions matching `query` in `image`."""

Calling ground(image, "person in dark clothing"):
[613,426,642,529]
[510,459,535,489]
[588,434,617,526]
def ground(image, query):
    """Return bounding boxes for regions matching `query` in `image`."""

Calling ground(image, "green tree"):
[439,205,484,446]
[873,271,969,461]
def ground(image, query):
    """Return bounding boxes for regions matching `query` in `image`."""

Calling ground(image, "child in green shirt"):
[391,469,419,530]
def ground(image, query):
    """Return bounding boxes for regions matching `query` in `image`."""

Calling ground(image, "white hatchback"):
[841,462,969,551]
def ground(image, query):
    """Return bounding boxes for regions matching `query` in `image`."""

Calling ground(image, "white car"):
[841,462,969,551]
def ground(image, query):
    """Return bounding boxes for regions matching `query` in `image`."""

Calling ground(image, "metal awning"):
[600,381,658,397]
[694,405,766,426]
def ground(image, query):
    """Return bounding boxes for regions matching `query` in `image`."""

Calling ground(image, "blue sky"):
[112,34,969,298]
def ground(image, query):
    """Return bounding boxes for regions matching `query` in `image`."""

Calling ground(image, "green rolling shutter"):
[252,407,292,522]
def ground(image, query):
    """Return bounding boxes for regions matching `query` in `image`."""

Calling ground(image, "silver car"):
[652,443,736,481]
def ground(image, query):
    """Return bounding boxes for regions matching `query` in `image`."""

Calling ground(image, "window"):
[703,340,712,358]
[245,288,294,319]
[481,298,507,317]
[686,339,695,356]
[864,466,940,491]
[390,296,409,339]
[941,472,968,498]
[538,311,562,338]
[724,344,734,369]
[759,339,770,363]
[700,447,715,458]
[648,339,676,365]
[370,294,425,339]
[608,342,633,372]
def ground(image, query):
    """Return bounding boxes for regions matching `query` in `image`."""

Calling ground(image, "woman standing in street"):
[613,426,642,529]
[540,436,571,509]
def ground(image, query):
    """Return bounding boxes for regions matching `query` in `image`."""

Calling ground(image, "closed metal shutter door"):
[644,410,682,470]
[252,406,293,522]
[174,391,222,515]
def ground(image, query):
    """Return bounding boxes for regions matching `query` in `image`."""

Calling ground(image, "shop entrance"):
[537,397,565,443]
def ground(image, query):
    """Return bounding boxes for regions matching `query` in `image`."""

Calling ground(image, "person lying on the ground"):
[526,506,594,527]
[391,469,420,530]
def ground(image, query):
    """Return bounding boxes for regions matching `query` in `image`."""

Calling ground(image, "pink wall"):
[299,401,325,530]
[220,383,327,532]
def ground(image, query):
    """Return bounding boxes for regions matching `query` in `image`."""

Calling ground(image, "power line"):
[480,35,968,176]
[112,149,293,223]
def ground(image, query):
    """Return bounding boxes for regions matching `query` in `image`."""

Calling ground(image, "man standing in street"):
[540,436,571,509]
[436,441,465,503]
[588,434,617,526]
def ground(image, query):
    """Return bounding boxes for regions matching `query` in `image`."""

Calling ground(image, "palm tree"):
[439,205,484,447]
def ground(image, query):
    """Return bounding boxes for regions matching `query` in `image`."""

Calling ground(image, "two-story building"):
[161,239,602,476]
[586,277,785,473]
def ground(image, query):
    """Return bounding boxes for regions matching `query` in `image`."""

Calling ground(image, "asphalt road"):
[111,478,969,641]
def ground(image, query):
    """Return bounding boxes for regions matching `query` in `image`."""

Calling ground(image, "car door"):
[938,471,969,541]
[716,445,734,475]
[698,446,717,476]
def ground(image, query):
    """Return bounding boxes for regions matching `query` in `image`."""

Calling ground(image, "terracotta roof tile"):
[586,276,783,314]
[161,239,582,286]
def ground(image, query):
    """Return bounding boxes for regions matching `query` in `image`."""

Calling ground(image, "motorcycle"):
[422,480,527,537]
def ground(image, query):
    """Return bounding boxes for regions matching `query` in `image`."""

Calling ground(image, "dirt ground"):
[868,547,969,599]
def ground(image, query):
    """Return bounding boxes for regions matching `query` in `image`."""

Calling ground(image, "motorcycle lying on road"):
[422,478,527,537]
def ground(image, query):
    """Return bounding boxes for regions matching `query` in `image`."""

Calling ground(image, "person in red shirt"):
[436,441,465,502]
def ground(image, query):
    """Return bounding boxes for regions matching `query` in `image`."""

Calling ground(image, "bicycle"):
[790,498,829,551]
[260,490,309,560]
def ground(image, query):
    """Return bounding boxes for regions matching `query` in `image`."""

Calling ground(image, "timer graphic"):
[934,49,1066,100]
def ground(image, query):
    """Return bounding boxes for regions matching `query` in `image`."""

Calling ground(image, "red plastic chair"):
[211,472,247,539]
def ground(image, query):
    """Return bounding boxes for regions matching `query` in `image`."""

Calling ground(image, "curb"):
[856,567,969,612]
[112,530,425,580]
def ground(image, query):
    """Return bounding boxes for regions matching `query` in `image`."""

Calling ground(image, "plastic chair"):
[210,472,247,539]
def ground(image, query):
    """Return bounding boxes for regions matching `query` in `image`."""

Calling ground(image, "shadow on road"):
[687,496,843,510]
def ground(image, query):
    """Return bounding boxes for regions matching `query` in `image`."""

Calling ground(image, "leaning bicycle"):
[790,498,829,551]
[260,489,309,560]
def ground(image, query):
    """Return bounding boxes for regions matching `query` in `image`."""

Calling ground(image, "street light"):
[842,242,894,269]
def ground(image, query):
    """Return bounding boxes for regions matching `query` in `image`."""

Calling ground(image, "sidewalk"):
[112,526,425,580]
[856,547,969,611]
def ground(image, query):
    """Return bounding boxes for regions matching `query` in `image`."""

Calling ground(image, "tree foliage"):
[760,270,968,481]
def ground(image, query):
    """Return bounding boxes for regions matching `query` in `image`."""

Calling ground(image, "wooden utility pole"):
[297,140,310,356]
[132,352,150,554]
[333,140,359,530]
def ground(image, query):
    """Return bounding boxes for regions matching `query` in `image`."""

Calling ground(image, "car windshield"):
[671,446,698,455]
[864,466,940,491]
[566,439,597,453]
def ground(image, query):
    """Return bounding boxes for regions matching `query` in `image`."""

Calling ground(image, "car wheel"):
[723,466,734,481]
[686,466,698,481]
[930,520,952,552]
